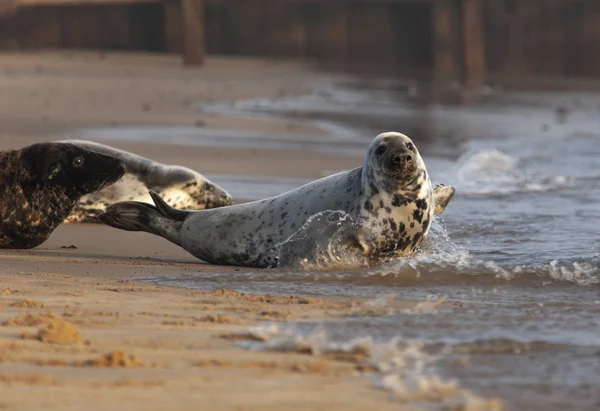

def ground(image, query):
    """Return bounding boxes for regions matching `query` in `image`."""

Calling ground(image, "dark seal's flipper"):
[98,191,188,245]
[432,184,456,216]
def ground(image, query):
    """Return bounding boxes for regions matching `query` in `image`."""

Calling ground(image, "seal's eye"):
[375,145,387,156]
[406,142,415,151]
[73,156,84,168]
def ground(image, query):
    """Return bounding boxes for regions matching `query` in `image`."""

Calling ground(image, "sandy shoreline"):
[0,51,431,410]
[1,224,460,411]
[0,244,398,411]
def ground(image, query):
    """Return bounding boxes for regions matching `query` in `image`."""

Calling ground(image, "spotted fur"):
[0,142,125,249]
[99,132,455,268]
[58,140,233,223]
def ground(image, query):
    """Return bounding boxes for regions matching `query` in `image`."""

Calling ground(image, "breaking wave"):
[453,149,576,195]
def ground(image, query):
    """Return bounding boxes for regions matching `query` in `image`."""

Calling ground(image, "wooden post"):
[306,0,348,61]
[164,0,183,54]
[181,0,204,66]
[432,0,461,84]
[0,0,18,17]
[462,0,486,89]
[0,5,18,50]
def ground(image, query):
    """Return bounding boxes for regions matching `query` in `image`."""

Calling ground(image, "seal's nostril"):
[393,154,401,164]
[406,155,413,162]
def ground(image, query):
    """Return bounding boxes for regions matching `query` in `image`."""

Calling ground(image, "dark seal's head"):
[363,132,426,193]
[22,142,126,198]
[0,142,125,249]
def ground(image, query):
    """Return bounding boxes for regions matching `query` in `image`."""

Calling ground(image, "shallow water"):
[85,79,600,410]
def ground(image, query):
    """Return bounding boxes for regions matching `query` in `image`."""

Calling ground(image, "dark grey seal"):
[0,142,125,249]
[99,132,455,268]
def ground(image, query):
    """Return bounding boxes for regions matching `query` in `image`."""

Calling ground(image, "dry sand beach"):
[0,52,506,411]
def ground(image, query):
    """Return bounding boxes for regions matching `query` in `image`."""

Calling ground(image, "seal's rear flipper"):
[98,196,185,246]
[149,191,188,222]
[98,202,160,233]
[433,184,456,216]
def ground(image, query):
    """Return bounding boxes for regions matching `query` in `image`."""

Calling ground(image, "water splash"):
[360,219,599,287]
[272,210,370,270]
[269,210,493,275]
[369,219,510,278]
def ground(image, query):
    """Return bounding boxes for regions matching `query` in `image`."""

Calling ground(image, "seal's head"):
[357,132,434,259]
[364,132,426,192]
[22,143,126,199]
[156,166,233,210]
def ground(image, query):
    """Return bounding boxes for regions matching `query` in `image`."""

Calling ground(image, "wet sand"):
[0,51,427,410]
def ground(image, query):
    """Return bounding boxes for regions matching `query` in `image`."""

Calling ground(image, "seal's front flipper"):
[354,232,374,258]
[433,184,456,216]
[340,228,374,260]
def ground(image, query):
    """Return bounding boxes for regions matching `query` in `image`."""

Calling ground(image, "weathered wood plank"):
[0,9,19,49]
[261,1,306,58]
[348,1,390,64]
[181,0,204,65]
[0,0,18,16]
[305,0,348,61]
[16,0,158,6]
[432,0,461,82]
[462,0,486,87]
[163,0,182,53]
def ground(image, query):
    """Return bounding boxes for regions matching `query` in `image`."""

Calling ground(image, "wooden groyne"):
[1,0,600,82]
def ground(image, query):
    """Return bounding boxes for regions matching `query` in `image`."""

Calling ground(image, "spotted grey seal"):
[98,132,455,268]
[0,142,125,249]
[56,140,233,223]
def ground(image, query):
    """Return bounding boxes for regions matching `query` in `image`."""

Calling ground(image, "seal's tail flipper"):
[98,192,186,244]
